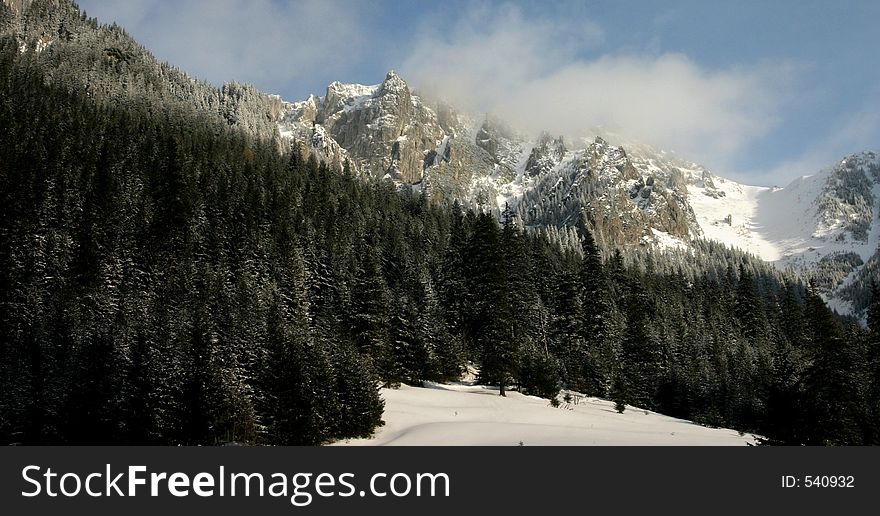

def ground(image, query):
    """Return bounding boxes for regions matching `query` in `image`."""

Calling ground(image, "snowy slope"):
[686,174,777,259]
[333,383,755,446]
[687,159,878,265]
[685,151,880,314]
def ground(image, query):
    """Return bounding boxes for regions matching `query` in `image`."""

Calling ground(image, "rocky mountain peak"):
[811,150,880,243]
[271,70,880,318]
[278,71,447,183]
[475,117,517,162]
[525,133,567,177]
[320,82,376,120]
[378,69,407,95]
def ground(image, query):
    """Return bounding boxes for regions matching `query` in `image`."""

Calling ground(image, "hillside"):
[6,0,877,318]
[685,151,880,316]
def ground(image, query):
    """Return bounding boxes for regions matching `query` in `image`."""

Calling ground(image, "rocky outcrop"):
[422,136,502,207]
[815,151,879,242]
[2,0,44,15]
[525,133,567,177]
[517,137,700,248]
[281,71,453,183]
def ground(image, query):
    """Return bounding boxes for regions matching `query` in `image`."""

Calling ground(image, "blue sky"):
[76,0,880,185]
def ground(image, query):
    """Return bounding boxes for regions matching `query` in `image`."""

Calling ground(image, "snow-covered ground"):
[332,382,756,446]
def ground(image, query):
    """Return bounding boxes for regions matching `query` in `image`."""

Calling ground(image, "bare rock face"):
[476,117,520,162]
[292,94,320,124]
[518,136,699,248]
[279,71,519,207]
[2,0,40,15]
[283,71,450,183]
[473,117,524,173]
[422,135,516,210]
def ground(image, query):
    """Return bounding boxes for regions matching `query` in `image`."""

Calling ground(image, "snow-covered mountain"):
[277,72,702,248]
[686,151,880,315]
[280,70,470,185]
[275,71,879,317]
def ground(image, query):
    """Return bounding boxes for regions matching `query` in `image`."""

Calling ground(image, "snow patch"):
[35,35,53,53]
[649,229,690,252]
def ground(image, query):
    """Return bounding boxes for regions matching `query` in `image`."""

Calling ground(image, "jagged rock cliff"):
[276,72,709,251]
[280,71,456,183]
[516,136,699,248]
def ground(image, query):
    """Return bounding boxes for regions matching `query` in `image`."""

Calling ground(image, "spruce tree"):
[579,229,611,395]
[468,212,519,395]
[349,245,393,382]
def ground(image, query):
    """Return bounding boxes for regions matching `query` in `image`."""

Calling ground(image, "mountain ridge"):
[274,70,879,317]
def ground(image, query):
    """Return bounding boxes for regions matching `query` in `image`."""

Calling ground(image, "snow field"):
[334,382,756,446]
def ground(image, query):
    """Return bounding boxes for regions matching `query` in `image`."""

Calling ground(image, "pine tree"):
[468,212,519,395]
[349,245,392,382]
[549,268,584,388]
[620,269,661,410]
[390,290,427,386]
[418,269,463,382]
[734,264,767,343]
[612,374,628,413]
[439,201,469,337]
[518,342,560,399]
[579,229,611,395]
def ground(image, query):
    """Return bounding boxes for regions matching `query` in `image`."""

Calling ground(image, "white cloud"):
[401,5,796,177]
[78,0,367,93]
